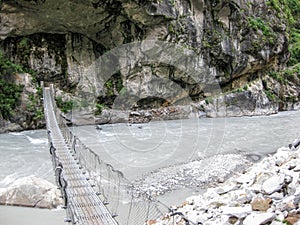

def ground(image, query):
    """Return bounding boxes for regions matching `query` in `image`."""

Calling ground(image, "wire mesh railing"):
[60,122,170,224]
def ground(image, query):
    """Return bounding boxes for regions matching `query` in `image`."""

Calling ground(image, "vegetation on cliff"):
[285,0,300,67]
[0,49,44,131]
[0,51,24,119]
[263,0,300,104]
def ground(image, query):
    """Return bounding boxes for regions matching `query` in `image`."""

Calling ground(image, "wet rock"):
[0,122,22,133]
[0,176,63,209]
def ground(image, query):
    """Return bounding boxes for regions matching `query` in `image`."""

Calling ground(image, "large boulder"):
[0,176,62,209]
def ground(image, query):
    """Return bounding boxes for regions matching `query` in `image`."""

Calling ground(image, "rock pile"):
[152,143,300,225]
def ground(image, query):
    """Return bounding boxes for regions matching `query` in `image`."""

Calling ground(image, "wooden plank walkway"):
[43,86,118,225]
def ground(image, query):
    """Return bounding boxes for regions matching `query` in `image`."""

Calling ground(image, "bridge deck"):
[43,87,118,225]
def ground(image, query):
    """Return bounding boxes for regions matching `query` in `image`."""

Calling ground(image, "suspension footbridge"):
[43,85,119,225]
[42,84,184,225]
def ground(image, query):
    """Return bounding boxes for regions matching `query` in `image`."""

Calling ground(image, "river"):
[1,111,300,224]
[0,129,65,225]
[71,111,300,179]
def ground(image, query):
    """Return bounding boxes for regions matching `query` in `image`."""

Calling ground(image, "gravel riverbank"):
[152,140,300,225]
[133,154,253,198]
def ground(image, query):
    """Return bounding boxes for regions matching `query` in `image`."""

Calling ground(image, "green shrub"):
[55,96,74,113]
[269,65,300,83]
[95,103,107,115]
[248,17,272,37]
[267,0,299,25]
[232,87,244,93]
[264,89,277,100]
[270,0,300,66]
[205,96,213,105]
[34,109,44,120]
[269,71,287,84]
[288,28,300,66]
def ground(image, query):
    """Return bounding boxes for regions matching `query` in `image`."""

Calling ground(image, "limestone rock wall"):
[0,0,297,128]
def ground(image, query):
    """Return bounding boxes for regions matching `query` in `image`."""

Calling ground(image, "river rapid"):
[1,111,300,224]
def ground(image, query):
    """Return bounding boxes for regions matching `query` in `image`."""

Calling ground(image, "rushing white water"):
[0,130,65,225]
[0,130,53,188]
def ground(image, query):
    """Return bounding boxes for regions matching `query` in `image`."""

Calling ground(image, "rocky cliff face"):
[0,0,298,129]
